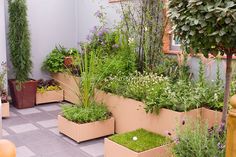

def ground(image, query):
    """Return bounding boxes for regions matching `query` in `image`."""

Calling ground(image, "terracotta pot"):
[52,73,80,104]
[36,90,64,105]
[104,138,173,157]
[64,56,73,67]
[200,107,222,127]
[2,102,9,118]
[58,115,115,143]
[95,90,201,136]
[8,79,37,109]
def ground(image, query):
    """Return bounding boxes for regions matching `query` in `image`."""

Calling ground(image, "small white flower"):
[128,38,134,44]
[132,136,138,141]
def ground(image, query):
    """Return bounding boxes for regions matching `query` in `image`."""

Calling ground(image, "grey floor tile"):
[37,119,57,128]
[3,116,29,127]
[38,105,61,112]
[9,123,38,134]
[3,135,25,147]
[49,128,62,137]
[80,143,104,157]
[22,112,52,122]
[2,129,10,136]
[16,146,36,157]
[16,108,41,115]
[62,136,79,146]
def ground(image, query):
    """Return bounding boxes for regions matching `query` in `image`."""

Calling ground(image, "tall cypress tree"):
[8,0,32,82]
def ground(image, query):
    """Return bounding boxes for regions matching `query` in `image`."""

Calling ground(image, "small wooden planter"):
[105,138,172,157]
[52,73,80,104]
[36,90,64,105]
[2,102,10,118]
[58,115,115,143]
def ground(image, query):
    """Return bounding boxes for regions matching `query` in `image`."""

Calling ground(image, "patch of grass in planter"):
[62,103,111,124]
[109,129,171,152]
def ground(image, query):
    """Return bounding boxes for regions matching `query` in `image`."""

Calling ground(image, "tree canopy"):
[168,0,236,56]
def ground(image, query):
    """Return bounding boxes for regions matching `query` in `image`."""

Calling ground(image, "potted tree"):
[58,49,114,143]
[168,0,236,129]
[8,0,37,109]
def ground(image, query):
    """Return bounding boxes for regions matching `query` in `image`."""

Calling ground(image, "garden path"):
[2,103,104,157]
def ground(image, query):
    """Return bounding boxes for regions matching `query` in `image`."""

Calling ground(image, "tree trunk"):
[221,53,233,129]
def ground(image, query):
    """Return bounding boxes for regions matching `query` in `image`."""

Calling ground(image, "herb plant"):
[37,79,61,93]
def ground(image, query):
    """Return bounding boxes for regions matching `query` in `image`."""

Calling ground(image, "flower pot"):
[8,79,37,109]
[95,90,201,136]
[52,73,80,104]
[64,56,73,67]
[36,90,64,105]
[2,102,10,118]
[58,115,115,143]
[104,138,172,157]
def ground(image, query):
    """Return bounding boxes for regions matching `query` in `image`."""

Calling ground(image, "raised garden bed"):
[52,73,80,104]
[58,115,114,143]
[105,129,172,157]
[36,90,64,105]
[95,90,222,136]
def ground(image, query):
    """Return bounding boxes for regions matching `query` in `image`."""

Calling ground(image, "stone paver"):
[2,103,105,157]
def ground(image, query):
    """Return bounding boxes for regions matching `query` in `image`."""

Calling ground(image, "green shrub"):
[62,103,111,123]
[8,0,31,82]
[42,46,67,73]
[109,129,171,153]
[173,121,226,157]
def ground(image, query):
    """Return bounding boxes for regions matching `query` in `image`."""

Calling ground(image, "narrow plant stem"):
[221,52,233,128]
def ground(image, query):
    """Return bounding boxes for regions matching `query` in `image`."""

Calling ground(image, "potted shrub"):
[58,49,114,143]
[8,0,37,109]
[0,63,9,117]
[105,129,172,157]
[36,79,64,105]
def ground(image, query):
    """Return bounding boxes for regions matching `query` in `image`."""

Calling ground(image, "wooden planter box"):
[105,138,172,157]
[2,102,10,118]
[201,107,222,127]
[52,73,80,104]
[58,115,115,143]
[36,90,64,105]
[95,90,200,136]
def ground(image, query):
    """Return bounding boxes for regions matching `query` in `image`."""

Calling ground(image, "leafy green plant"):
[61,47,111,123]
[8,0,31,82]
[168,0,236,127]
[62,104,111,124]
[172,121,226,157]
[0,63,8,103]
[109,129,171,153]
[42,46,67,73]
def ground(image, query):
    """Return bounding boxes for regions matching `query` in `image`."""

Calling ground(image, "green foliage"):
[62,103,111,124]
[0,63,7,92]
[42,46,80,73]
[173,121,226,157]
[109,129,171,153]
[8,0,31,82]
[168,0,236,55]
[42,46,65,73]
[37,79,61,93]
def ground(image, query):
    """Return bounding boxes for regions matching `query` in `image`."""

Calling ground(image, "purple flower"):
[90,26,98,33]
[98,28,109,37]
[94,10,103,18]
[86,35,91,41]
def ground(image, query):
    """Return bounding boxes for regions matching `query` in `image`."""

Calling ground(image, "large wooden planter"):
[52,73,80,104]
[2,102,10,118]
[36,90,64,105]
[201,107,222,127]
[58,115,115,143]
[95,90,200,136]
[105,138,172,157]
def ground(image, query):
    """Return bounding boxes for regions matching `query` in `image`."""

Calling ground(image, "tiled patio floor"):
[2,103,105,157]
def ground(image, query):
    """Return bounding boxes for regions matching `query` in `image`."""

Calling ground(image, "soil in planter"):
[109,129,172,153]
